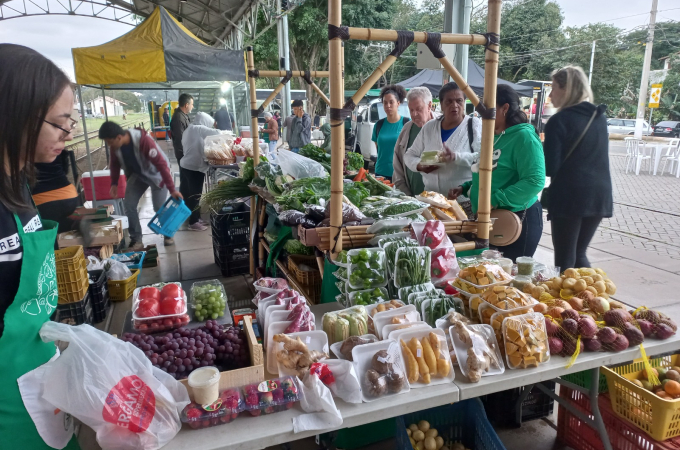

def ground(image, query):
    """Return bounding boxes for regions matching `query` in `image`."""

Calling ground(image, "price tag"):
[377,356,387,364]
[306,336,311,344]
[417,348,422,358]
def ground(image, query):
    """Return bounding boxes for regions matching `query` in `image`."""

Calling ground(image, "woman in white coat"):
[404,82,481,205]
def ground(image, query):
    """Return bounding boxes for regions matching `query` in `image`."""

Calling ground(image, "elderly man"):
[392,87,440,196]
[260,111,279,154]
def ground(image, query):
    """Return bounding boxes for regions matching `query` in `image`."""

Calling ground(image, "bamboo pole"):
[260,83,288,112]
[438,57,481,106]
[328,0,344,260]
[250,196,256,275]
[309,82,330,105]
[347,28,486,46]
[258,199,267,267]
[476,0,502,243]
[349,55,398,106]
[255,70,330,78]
[246,47,260,165]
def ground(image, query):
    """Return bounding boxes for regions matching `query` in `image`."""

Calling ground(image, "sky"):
[0,0,679,82]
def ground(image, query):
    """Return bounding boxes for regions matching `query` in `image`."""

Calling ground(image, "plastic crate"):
[55,246,85,273]
[483,380,555,427]
[88,269,110,323]
[213,242,250,277]
[562,368,609,394]
[58,274,90,304]
[396,399,506,450]
[110,251,146,274]
[107,269,140,302]
[148,197,191,238]
[210,201,250,233]
[56,258,88,284]
[557,386,680,450]
[603,354,680,441]
[53,291,93,325]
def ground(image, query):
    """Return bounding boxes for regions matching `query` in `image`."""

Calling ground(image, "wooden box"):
[180,316,264,402]
[57,220,123,248]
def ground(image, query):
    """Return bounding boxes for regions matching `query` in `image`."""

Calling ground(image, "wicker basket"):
[287,255,321,286]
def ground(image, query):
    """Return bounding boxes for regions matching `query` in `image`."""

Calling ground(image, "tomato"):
[136,298,160,318]
[161,284,183,299]
[160,296,184,315]
[139,287,160,301]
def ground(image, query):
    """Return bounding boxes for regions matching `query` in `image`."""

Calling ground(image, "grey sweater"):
[288,113,311,149]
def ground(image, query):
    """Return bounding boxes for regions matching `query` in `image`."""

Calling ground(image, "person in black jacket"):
[544,65,613,270]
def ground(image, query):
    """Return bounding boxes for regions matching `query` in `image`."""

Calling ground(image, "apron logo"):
[21,253,57,316]
[102,375,156,433]
[471,148,502,173]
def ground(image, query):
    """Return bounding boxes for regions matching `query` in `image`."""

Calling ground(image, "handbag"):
[541,108,598,210]
[489,208,523,246]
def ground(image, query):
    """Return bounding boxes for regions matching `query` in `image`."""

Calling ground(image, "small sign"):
[649,83,663,108]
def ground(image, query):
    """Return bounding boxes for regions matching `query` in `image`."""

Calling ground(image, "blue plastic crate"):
[110,251,146,275]
[395,399,507,450]
[148,197,191,237]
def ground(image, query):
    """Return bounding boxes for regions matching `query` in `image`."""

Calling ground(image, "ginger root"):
[274,334,327,377]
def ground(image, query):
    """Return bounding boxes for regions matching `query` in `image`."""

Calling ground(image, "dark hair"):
[379,84,407,103]
[496,85,527,128]
[292,99,304,108]
[98,121,126,139]
[438,82,463,102]
[0,44,71,212]
[179,93,193,108]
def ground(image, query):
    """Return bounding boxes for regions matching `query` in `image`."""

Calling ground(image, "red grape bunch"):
[122,320,250,379]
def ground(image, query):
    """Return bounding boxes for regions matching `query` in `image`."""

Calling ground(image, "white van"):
[353,98,411,162]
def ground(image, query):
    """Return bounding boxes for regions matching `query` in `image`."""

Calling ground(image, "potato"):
[407,428,412,437]
[418,420,431,432]
[582,276,594,286]
[416,441,425,450]
[413,430,425,442]
[562,278,577,290]
[551,277,563,289]
[592,274,604,282]
[585,286,598,296]
[564,268,579,278]
[425,429,438,439]
[573,279,587,293]
[410,437,416,447]
[424,437,437,450]
[409,424,419,433]
[435,436,444,449]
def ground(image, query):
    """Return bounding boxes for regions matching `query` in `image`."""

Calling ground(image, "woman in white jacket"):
[404,82,481,204]
[180,111,221,231]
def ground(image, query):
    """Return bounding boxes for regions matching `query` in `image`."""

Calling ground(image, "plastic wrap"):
[322,306,369,345]
[330,334,379,361]
[373,306,421,340]
[278,210,317,228]
[347,248,387,289]
[452,263,513,295]
[274,331,329,377]
[275,149,328,178]
[242,377,301,416]
[502,312,550,369]
[394,246,431,288]
[313,359,363,403]
[349,287,389,306]
[351,341,410,402]
[398,282,436,302]
[397,328,454,387]
[449,322,505,382]
[383,239,419,277]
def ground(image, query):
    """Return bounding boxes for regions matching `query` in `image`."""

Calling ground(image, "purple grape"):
[187,349,194,358]
[168,364,177,373]
[183,358,191,366]
[195,348,203,356]
[167,350,174,357]
[151,357,158,365]
[178,364,186,373]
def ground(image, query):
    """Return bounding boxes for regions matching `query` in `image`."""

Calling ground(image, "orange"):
[642,368,658,380]
[664,380,680,396]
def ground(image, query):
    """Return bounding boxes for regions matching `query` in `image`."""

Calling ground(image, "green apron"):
[0,214,79,449]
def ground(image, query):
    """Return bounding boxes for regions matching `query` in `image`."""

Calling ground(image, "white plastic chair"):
[658,138,680,176]
[624,138,651,175]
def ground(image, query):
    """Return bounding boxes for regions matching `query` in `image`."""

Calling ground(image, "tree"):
[626,21,680,70]
[80,87,142,113]
[659,55,680,120]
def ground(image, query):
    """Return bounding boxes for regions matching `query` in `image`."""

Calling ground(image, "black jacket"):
[170,109,190,160]
[543,101,613,219]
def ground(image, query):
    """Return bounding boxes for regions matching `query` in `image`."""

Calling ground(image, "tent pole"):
[476,0,501,244]
[328,0,344,259]
[78,85,98,205]
[101,87,110,165]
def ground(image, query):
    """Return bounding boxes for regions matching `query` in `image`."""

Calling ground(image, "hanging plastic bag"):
[293,373,343,433]
[87,255,106,271]
[104,258,132,281]
[37,322,190,450]
[275,150,328,179]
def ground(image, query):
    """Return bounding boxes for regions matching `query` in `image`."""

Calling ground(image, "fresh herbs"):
[200,177,252,210]
[275,177,332,212]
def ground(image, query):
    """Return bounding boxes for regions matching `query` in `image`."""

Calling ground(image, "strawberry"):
[245,393,259,406]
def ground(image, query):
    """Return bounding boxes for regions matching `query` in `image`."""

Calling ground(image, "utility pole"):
[588,41,596,86]
[444,0,472,81]
[634,0,658,139]
[277,0,292,121]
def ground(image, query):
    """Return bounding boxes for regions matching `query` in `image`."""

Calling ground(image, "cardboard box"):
[180,316,264,402]
[297,225,321,247]
[57,220,123,248]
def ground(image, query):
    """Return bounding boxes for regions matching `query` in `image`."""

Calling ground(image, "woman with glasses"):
[0,44,80,449]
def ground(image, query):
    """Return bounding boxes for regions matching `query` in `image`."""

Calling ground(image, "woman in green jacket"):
[449,85,545,260]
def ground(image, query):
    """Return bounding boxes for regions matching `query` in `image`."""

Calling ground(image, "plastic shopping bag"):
[275,150,328,179]
[37,322,190,450]
[293,374,342,433]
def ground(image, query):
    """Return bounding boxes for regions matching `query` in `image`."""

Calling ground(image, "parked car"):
[607,118,652,135]
[652,121,680,138]
[353,98,411,161]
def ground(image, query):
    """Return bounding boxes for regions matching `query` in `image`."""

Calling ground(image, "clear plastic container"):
[393,246,432,288]
[448,323,505,380]
[482,249,503,259]
[373,305,421,340]
[479,286,536,312]
[181,388,243,429]
[132,282,190,333]
[383,239,419,276]
[515,257,536,276]
[396,328,455,388]
[351,340,410,402]
[498,258,514,275]
[330,334,379,361]
[512,275,533,291]
[397,282,435,302]
[253,277,289,294]
[188,366,221,406]
[384,322,432,341]
[349,287,389,306]
[242,377,302,416]
[275,330,329,377]
[190,280,229,321]
[322,305,369,345]
[502,312,550,369]
[455,263,513,294]
[347,248,387,290]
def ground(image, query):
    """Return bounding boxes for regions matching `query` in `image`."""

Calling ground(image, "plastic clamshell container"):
[397,282,436,302]
[502,312,550,370]
[365,300,406,318]
[393,246,432,288]
[479,286,536,312]
[190,279,229,321]
[132,282,190,332]
[253,277,289,294]
[351,339,410,402]
[478,300,536,327]
[396,327,455,387]
[330,334,379,361]
[266,321,292,374]
[385,322,431,342]
[347,249,388,290]
[242,376,302,416]
[373,305,420,340]
[257,297,278,328]
[449,323,505,379]
[349,287,389,306]
[421,297,465,327]
[148,197,191,238]
[275,330,329,377]
[265,305,286,332]
[366,218,411,235]
[181,388,243,429]
[367,232,411,247]
[132,282,187,320]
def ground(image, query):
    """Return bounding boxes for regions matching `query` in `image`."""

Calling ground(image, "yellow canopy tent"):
[71,6,246,201]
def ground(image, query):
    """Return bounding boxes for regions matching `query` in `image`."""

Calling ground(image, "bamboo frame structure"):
[327,0,503,252]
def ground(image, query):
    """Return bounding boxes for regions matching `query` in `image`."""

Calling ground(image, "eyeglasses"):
[44,117,78,140]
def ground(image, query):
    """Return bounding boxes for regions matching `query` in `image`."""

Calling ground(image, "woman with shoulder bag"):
[449,85,545,261]
[543,66,612,270]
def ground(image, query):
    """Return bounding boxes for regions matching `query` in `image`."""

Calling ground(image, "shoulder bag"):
[541,109,598,210]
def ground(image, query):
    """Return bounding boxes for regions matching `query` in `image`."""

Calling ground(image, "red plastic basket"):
[557,386,680,450]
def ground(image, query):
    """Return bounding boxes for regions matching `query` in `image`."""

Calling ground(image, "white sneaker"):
[128,241,145,251]
[187,222,208,232]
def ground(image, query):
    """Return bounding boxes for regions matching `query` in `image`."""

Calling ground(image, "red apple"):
[136,298,160,318]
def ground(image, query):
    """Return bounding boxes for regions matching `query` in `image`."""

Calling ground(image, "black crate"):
[53,291,93,325]
[482,380,555,427]
[211,202,250,246]
[88,270,110,323]
[213,242,250,277]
